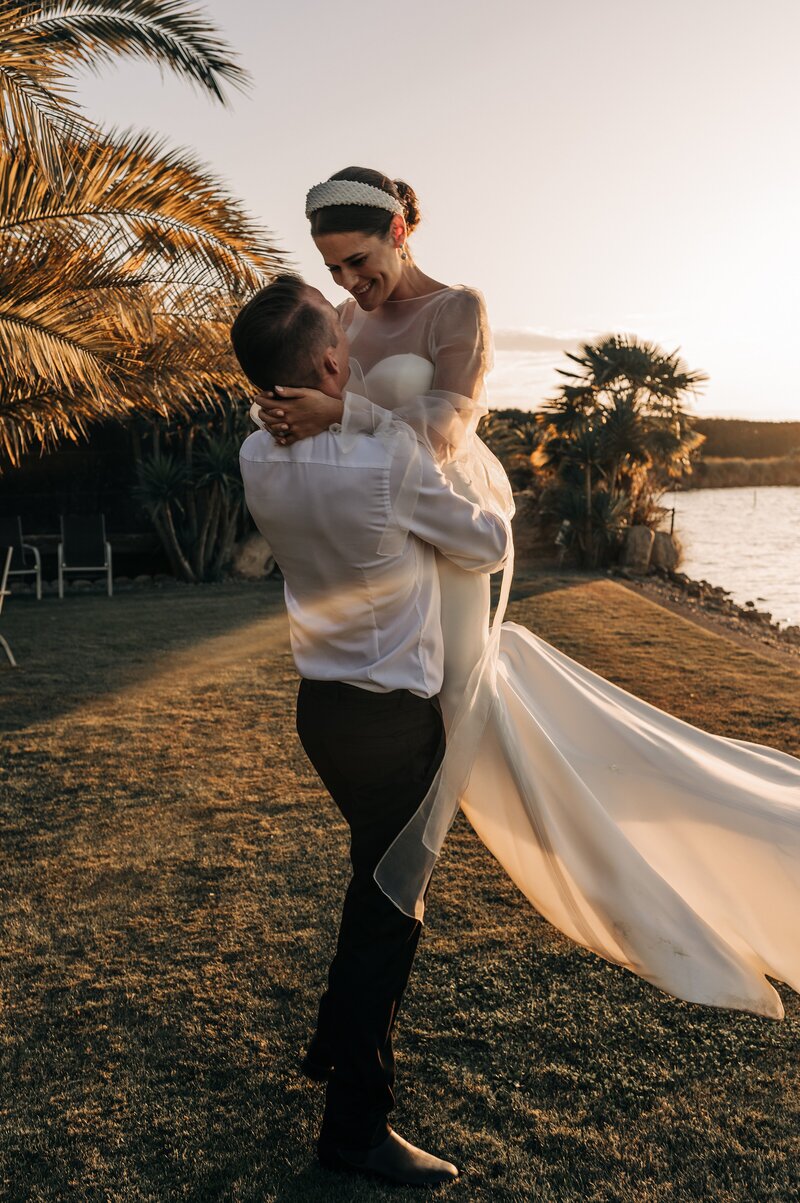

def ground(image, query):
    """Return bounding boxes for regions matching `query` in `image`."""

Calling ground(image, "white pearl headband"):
[305,179,404,218]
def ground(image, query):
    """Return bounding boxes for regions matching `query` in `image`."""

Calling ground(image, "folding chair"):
[0,516,42,600]
[58,515,113,598]
[0,547,17,666]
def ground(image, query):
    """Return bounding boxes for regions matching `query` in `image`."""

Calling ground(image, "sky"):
[74,0,800,419]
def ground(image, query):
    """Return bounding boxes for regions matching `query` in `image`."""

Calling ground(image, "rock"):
[231,532,275,581]
[687,581,704,598]
[134,574,152,585]
[621,526,654,574]
[650,531,681,572]
[782,625,800,643]
[114,576,132,585]
[669,571,691,588]
[154,573,173,584]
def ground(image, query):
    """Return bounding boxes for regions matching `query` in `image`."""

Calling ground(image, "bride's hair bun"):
[393,179,421,234]
[310,165,422,239]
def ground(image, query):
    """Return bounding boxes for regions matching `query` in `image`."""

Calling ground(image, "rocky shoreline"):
[610,563,800,660]
[604,522,800,659]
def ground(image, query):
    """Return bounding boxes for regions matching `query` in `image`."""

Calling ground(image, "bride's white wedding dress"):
[337,286,800,1021]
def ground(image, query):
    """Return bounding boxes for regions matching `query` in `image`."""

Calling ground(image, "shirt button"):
[329,422,343,434]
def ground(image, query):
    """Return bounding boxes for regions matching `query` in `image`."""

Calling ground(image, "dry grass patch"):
[0,578,798,1202]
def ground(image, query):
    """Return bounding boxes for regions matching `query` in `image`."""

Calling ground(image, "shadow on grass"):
[2,571,588,737]
[0,581,288,734]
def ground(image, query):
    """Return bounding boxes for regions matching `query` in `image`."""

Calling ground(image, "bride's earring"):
[400,244,408,260]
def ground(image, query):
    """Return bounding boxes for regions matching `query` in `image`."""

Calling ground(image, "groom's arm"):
[406,450,510,574]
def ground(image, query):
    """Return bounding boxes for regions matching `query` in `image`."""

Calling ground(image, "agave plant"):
[0,1,286,465]
[134,407,250,582]
[540,478,628,567]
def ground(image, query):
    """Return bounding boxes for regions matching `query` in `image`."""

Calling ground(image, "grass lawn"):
[1,576,798,1202]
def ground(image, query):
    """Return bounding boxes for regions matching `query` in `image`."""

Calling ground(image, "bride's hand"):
[257,386,344,445]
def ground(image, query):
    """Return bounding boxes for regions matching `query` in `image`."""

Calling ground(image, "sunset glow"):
[75,0,800,419]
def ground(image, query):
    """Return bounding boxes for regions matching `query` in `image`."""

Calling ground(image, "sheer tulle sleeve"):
[429,286,494,396]
[339,289,487,456]
[339,289,514,543]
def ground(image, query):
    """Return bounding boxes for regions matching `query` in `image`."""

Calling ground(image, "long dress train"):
[338,286,800,1020]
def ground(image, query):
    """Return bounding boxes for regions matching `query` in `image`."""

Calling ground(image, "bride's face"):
[314,228,403,310]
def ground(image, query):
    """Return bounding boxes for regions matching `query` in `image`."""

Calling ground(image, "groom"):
[232,276,509,1187]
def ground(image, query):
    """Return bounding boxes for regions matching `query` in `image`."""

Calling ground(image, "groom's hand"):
[257,386,344,445]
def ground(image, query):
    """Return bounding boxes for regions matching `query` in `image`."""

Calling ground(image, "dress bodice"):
[357,353,435,412]
[339,284,514,517]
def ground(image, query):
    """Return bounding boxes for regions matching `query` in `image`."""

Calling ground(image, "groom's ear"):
[320,345,340,378]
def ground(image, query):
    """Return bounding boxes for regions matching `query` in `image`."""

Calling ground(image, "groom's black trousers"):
[296,677,445,1150]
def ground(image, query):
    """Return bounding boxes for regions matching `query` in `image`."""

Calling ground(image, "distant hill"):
[489,409,800,461]
[693,418,800,459]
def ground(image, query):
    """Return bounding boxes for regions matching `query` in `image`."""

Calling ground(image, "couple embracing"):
[232,167,800,1188]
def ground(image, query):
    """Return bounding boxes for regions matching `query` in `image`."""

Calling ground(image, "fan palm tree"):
[0,1,286,464]
[537,334,707,565]
[557,336,706,407]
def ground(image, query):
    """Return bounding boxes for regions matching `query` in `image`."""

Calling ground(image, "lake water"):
[661,486,800,627]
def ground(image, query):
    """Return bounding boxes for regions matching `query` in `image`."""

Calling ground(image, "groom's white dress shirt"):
[240,427,509,698]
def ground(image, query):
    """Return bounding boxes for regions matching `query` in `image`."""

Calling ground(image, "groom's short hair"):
[230,275,336,392]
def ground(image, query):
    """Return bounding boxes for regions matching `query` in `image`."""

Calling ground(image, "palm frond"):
[0,4,279,465]
[0,1,248,179]
[18,1,249,102]
[0,56,92,182]
[1,129,286,291]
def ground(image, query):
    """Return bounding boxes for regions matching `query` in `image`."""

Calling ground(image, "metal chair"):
[0,516,42,600]
[58,515,113,598]
[0,547,17,666]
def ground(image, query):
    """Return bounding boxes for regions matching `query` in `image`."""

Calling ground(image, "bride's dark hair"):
[309,166,421,238]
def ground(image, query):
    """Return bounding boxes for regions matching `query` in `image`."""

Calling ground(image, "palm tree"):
[0,1,247,182]
[0,2,286,464]
[536,400,612,564]
[537,335,707,565]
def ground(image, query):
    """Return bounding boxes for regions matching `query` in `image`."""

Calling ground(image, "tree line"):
[692,419,800,460]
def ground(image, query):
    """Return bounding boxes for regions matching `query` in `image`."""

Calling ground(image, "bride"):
[259,165,800,1021]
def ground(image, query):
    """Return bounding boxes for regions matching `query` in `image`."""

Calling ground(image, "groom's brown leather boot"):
[317,1128,459,1186]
